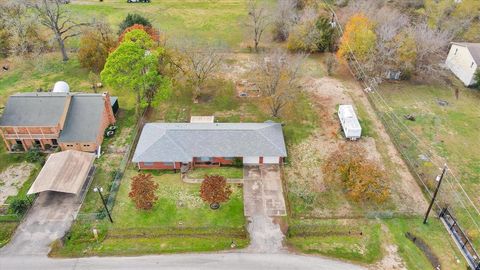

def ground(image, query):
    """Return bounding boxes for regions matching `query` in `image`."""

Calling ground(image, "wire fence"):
[76,109,147,221]
[322,1,480,267]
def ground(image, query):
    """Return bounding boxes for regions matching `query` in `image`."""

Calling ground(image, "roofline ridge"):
[256,125,287,156]
[163,131,191,160]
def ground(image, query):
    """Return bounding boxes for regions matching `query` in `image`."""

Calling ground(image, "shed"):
[27,150,95,195]
[110,96,119,116]
[190,116,214,123]
[338,105,362,140]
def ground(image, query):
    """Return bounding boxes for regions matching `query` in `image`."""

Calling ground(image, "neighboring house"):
[445,42,480,86]
[0,92,116,153]
[132,122,287,170]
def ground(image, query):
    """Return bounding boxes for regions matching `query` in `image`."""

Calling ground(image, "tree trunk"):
[56,34,69,62]
[136,89,141,116]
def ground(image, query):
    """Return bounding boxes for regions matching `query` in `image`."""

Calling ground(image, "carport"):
[27,150,96,196]
[1,150,96,255]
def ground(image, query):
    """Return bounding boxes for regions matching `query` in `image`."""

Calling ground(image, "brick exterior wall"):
[0,92,116,153]
[0,125,60,151]
[138,162,182,170]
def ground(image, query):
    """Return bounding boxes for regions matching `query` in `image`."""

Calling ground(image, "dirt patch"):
[0,162,35,204]
[370,225,406,270]
[286,74,426,216]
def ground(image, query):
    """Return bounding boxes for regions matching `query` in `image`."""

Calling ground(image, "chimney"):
[102,92,116,124]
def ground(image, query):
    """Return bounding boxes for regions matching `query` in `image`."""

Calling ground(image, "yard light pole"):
[423,165,447,224]
[94,186,113,223]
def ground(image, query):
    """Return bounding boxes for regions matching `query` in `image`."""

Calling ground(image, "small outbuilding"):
[110,96,119,116]
[27,150,95,195]
[445,42,480,86]
[338,105,362,140]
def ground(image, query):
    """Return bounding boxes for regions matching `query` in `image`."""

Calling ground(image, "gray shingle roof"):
[132,123,288,162]
[0,93,69,126]
[452,42,480,64]
[58,94,105,143]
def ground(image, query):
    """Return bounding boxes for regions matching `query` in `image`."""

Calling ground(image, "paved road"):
[0,253,367,270]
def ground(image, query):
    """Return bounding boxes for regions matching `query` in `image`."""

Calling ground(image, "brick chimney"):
[102,92,116,124]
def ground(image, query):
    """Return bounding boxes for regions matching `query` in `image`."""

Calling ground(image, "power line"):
[322,0,480,227]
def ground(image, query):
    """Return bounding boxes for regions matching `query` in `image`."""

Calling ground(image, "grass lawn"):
[286,217,467,269]
[188,167,243,179]
[378,82,480,242]
[384,217,467,270]
[287,219,382,264]
[67,0,251,49]
[53,169,247,257]
[0,222,18,248]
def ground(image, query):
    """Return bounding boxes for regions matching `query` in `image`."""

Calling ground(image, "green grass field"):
[379,82,480,224]
[286,217,467,269]
[67,0,249,49]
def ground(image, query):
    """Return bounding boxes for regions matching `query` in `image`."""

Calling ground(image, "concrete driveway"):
[243,165,286,217]
[243,165,287,253]
[0,191,82,256]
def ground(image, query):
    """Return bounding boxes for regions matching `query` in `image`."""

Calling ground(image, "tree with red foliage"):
[128,173,159,210]
[118,24,160,44]
[200,175,232,209]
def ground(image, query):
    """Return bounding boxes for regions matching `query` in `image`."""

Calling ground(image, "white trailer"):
[338,105,362,140]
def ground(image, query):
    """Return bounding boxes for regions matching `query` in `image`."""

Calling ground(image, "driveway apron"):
[0,192,82,256]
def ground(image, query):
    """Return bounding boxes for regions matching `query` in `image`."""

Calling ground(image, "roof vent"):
[52,81,70,93]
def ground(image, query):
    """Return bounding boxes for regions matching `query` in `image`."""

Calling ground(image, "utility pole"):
[94,186,113,223]
[423,165,447,224]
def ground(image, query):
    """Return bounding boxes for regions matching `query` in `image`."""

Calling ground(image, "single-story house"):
[445,42,480,86]
[0,92,116,153]
[132,122,287,170]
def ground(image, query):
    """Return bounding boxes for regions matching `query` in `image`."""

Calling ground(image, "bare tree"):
[174,43,224,102]
[272,0,298,42]
[412,22,452,77]
[255,49,306,117]
[247,0,270,52]
[29,0,87,61]
[0,1,45,56]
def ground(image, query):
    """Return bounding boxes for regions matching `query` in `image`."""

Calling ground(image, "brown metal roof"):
[27,150,95,195]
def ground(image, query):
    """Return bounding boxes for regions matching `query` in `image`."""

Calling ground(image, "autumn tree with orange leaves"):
[118,24,161,44]
[323,144,389,203]
[129,173,159,210]
[337,13,376,63]
[200,175,232,208]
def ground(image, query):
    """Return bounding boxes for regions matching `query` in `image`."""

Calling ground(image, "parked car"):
[127,0,151,2]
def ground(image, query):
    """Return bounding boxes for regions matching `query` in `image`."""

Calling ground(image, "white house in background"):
[445,42,480,86]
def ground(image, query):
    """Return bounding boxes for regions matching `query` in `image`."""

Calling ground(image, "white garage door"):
[263,156,280,164]
[243,156,260,164]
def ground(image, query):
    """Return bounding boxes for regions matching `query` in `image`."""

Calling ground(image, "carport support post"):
[423,165,447,224]
[94,187,113,223]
